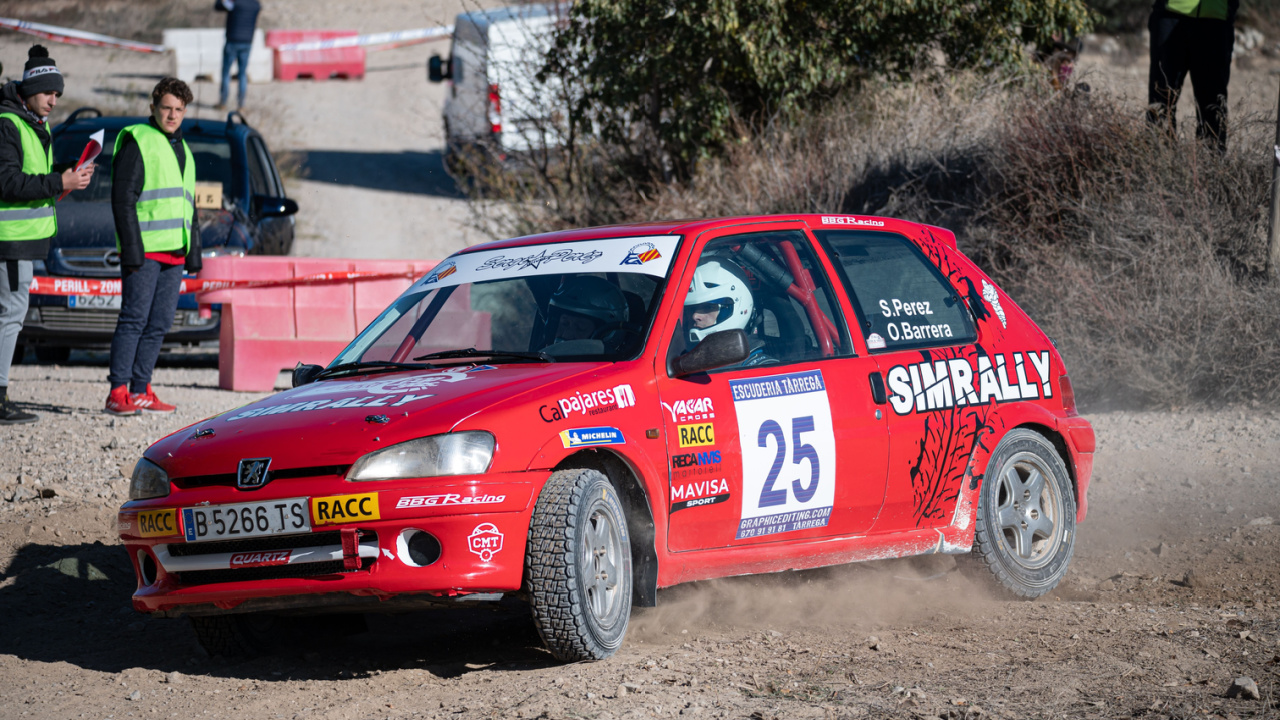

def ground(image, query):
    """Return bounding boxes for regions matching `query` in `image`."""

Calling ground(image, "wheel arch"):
[1014,421,1078,509]
[553,448,659,607]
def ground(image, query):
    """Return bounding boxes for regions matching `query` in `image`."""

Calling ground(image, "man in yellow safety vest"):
[0,45,94,425]
[1147,0,1239,149]
[106,77,199,416]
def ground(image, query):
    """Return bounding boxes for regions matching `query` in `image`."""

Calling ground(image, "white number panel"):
[729,370,836,539]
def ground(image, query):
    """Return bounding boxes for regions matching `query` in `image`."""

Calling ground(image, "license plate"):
[182,497,311,542]
[69,295,121,310]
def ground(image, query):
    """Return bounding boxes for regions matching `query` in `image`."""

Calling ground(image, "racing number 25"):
[757,416,819,507]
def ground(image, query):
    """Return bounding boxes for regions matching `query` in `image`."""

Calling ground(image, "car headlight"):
[346,432,495,481]
[129,458,171,500]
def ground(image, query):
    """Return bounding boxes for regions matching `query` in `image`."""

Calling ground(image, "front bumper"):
[118,474,543,617]
[22,293,221,349]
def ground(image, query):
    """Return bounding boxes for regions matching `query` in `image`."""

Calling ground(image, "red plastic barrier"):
[265,30,365,81]
[197,257,454,392]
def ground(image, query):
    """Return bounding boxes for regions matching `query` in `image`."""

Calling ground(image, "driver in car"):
[546,276,631,350]
[683,257,776,368]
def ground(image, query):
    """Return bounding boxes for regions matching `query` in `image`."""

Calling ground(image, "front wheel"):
[972,429,1077,598]
[526,468,632,661]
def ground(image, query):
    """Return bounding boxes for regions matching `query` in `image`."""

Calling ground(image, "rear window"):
[55,128,235,204]
[817,230,975,352]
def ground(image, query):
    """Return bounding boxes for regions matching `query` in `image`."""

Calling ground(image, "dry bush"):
[471,77,1280,409]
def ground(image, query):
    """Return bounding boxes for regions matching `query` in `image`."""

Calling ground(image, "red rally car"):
[118,214,1095,661]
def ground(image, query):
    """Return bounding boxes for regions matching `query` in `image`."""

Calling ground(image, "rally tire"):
[973,429,1077,599]
[526,468,633,662]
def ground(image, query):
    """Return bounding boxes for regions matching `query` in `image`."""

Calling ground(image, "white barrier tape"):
[0,17,166,54]
[277,26,452,52]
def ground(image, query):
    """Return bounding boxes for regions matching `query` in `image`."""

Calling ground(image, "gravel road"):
[3,369,1280,719]
[3,3,1280,719]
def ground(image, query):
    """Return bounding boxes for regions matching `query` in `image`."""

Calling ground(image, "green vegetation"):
[543,0,1095,178]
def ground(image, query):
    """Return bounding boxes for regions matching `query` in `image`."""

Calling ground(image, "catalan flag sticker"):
[621,242,662,266]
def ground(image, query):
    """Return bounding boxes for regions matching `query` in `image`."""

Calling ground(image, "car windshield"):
[55,128,234,204]
[333,237,681,365]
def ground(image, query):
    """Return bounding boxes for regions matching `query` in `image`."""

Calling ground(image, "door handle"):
[868,372,887,405]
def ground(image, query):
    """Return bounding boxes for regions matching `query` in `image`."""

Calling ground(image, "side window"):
[246,137,270,197]
[668,230,850,373]
[817,230,975,352]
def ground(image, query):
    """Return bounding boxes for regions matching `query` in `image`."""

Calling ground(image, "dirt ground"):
[3,369,1280,720]
[3,3,1280,719]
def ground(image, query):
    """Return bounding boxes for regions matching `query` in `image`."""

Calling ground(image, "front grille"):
[168,529,373,557]
[170,529,378,586]
[37,307,180,332]
[176,557,374,585]
[173,465,348,490]
[57,247,120,273]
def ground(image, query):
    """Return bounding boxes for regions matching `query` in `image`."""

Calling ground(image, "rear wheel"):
[973,429,1076,598]
[526,468,632,661]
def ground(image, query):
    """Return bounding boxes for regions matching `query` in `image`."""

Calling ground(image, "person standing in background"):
[0,46,93,425]
[215,0,262,111]
[1146,0,1239,150]
[105,78,199,416]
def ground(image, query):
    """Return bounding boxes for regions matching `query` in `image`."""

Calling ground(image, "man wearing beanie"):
[0,45,94,425]
[105,77,198,416]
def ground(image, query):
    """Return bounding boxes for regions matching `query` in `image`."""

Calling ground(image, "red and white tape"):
[0,18,166,54]
[276,26,452,52]
[29,270,417,297]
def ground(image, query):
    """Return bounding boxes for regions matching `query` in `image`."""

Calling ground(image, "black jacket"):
[111,118,201,272]
[216,0,261,44]
[0,81,62,261]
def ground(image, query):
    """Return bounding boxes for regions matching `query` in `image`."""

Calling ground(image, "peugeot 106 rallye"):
[118,214,1095,661]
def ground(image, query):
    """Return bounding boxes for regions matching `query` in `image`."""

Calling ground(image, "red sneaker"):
[130,384,176,414]
[105,385,141,416]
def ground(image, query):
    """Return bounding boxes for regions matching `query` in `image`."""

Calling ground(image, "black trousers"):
[1147,7,1235,148]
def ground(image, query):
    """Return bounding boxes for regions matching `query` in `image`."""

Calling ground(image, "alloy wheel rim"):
[580,502,624,628]
[994,451,1064,570]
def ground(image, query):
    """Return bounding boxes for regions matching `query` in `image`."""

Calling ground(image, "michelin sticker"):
[410,236,681,292]
[560,426,625,448]
[225,366,494,422]
[729,370,836,539]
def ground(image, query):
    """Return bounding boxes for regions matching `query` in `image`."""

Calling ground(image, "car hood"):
[51,201,115,250]
[148,363,603,478]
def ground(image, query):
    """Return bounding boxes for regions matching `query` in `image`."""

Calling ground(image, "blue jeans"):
[109,260,182,392]
[219,41,252,108]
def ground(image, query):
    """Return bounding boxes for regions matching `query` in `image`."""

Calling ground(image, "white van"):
[428,4,565,158]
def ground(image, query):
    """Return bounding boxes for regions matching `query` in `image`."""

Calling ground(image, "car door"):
[814,227,983,535]
[246,135,293,255]
[658,223,890,552]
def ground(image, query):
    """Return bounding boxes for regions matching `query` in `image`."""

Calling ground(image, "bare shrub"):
[472,77,1280,408]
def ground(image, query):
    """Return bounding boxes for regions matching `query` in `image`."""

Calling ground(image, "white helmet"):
[684,258,754,343]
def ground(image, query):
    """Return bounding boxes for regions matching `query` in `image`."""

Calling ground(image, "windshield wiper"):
[314,361,431,380]
[413,348,555,363]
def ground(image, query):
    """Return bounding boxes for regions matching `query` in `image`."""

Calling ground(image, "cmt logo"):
[677,423,715,448]
[468,523,504,562]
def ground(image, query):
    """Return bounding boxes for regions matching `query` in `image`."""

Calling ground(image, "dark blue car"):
[16,108,298,364]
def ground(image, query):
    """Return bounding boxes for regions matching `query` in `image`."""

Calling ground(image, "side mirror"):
[252,195,299,218]
[428,55,452,83]
[669,329,750,377]
[292,363,323,388]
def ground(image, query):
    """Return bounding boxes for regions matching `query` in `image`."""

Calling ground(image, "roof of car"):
[52,109,255,139]
[459,214,950,253]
